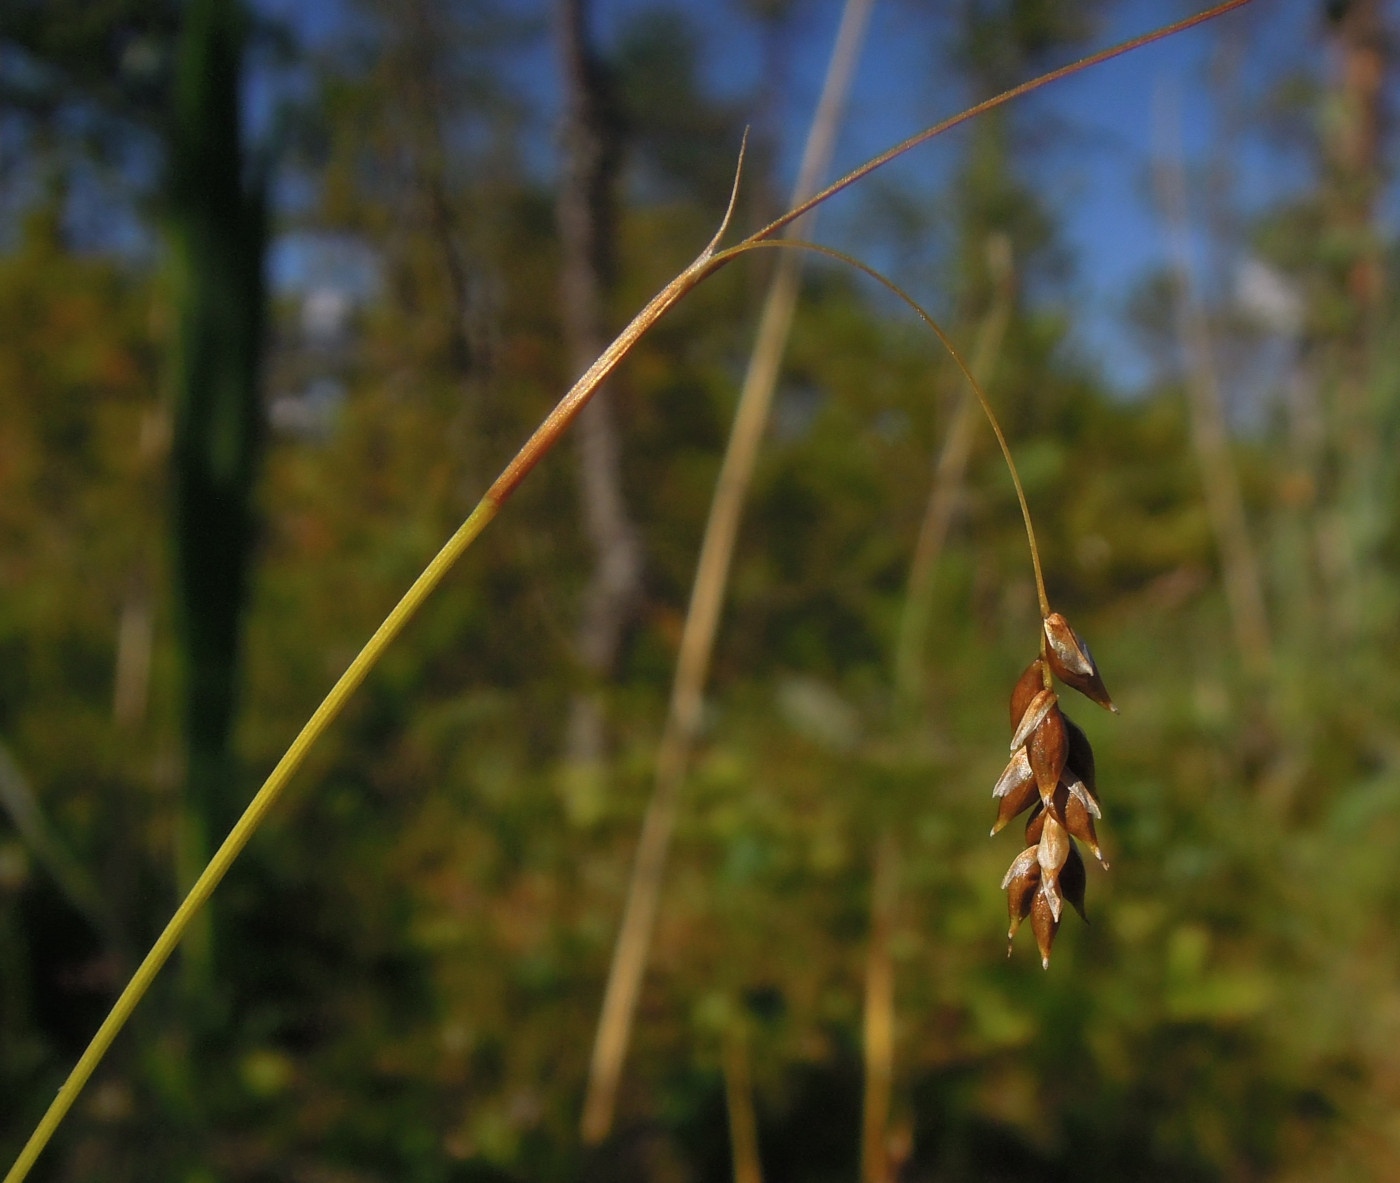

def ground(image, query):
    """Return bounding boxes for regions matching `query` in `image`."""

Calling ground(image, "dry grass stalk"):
[866,237,1014,1177]
[556,0,645,772]
[580,0,875,1142]
[722,1011,765,1183]
[893,234,1015,711]
[860,831,900,1183]
[1153,83,1272,680]
[4,6,1255,1180]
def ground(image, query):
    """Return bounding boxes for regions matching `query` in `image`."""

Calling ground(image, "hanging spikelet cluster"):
[992,612,1117,967]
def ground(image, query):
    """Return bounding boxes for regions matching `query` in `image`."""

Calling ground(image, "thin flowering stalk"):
[893,236,1014,712]
[4,4,1255,1178]
[682,242,1018,1172]
[2,162,750,1183]
[724,237,1049,609]
[711,240,1121,969]
[748,0,1255,249]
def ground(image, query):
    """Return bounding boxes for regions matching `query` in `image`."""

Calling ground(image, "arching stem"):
[716,238,1052,619]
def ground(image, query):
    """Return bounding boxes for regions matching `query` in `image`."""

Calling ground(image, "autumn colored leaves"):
[993,612,1117,968]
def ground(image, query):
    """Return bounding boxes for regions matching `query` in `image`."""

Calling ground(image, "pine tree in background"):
[168,0,268,975]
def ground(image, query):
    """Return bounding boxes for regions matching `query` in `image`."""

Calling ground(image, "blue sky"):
[257,0,1330,394]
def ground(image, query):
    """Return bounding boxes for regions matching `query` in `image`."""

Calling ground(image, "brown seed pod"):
[1024,802,1045,845]
[1043,612,1117,713]
[1003,847,1040,944]
[1036,813,1070,874]
[990,770,1039,836]
[1010,659,1047,732]
[993,748,1032,799]
[1011,688,1057,754]
[1063,714,1099,802]
[996,625,1116,967]
[1027,704,1067,801]
[1031,887,1058,969]
[1036,814,1070,922]
[1064,787,1107,866]
[1000,845,1040,893]
[1067,775,1101,819]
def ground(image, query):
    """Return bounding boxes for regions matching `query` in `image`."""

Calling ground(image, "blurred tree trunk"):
[894,234,1014,712]
[1317,0,1389,638]
[403,0,479,382]
[1154,98,1273,681]
[860,831,898,1183]
[722,1011,764,1183]
[556,0,643,771]
[580,0,874,1142]
[1325,0,1386,318]
[168,0,267,971]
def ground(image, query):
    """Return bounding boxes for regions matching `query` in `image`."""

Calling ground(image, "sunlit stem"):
[0,155,752,1183]
[4,2,1260,1172]
[717,238,1052,620]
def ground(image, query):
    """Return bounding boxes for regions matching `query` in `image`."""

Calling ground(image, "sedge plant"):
[4,3,1256,1178]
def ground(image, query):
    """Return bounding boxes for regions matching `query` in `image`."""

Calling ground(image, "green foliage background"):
[3,1,1399,1180]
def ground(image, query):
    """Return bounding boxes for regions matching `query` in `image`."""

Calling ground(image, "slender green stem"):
[3,498,499,1183]
[6,4,1256,1174]
[4,140,744,1183]
[719,238,1051,619]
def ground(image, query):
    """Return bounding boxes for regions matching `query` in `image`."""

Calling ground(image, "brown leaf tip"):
[1042,612,1116,712]
[1010,659,1047,732]
[1011,689,1057,754]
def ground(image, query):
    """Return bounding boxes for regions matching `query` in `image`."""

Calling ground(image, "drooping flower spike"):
[993,613,1116,967]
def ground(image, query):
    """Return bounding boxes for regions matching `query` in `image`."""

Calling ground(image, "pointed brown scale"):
[1036,813,1070,874]
[1011,688,1056,754]
[1049,775,1077,818]
[1004,849,1040,945]
[1060,842,1088,922]
[1063,715,1099,802]
[1043,612,1117,713]
[1009,659,1046,732]
[990,771,1039,835]
[1066,775,1101,820]
[992,748,1032,799]
[1039,874,1063,923]
[1031,887,1059,969]
[1064,787,1108,867]
[1000,846,1039,892]
[1024,802,1045,845]
[1037,814,1070,922]
[1028,703,1067,802]
[1042,613,1094,677]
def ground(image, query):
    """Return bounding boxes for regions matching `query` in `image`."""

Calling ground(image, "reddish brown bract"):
[994,612,1117,967]
[1043,612,1117,713]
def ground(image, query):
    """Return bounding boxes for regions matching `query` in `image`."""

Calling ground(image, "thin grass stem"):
[6,4,1257,1175]
[722,238,1050,617]
[860,830,900,1183]
[749,0,1256,249]
[893,235,1015,710]
[722,1011,765,1183]
[4,497,496,1183]
[580,0,873,1140]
